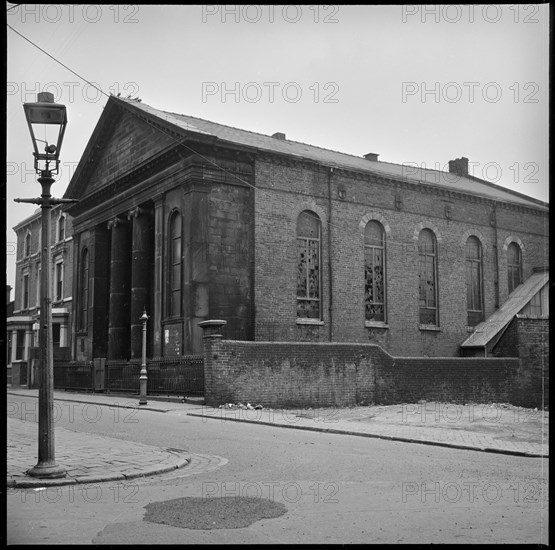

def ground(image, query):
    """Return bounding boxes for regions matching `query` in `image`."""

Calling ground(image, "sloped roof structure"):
[461,269,549,350]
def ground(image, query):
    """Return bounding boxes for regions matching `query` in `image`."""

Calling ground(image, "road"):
[6,394,549,544]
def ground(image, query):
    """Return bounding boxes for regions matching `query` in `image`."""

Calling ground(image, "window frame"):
[364,220,387,324]
[168,210,183,319]
[58,215,66,242]
[54,259,64,302]
[465,236,484,326]
[418,228,439,326]
[78,248,89,331]
[22,272,30,310]
[507,242,523,294]
[296,210,322,321]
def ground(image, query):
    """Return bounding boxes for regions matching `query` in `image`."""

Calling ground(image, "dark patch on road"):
[143,497,287,530]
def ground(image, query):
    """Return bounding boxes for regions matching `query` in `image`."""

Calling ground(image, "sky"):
[5,4,550,293]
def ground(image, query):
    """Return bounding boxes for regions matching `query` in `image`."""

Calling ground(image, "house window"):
[466,236,483,326]
[23,273,30,310]
[58,215,66,242]
[168,210,182,318]
[296,210,321,319]
[79,248,89,331]
[25,232,31,257]
[418,229,438,325]
[36,265,41,306]
[55,261,63,302]
[364,221,386,322]
[15,330,25,360]
[507,242,522,294]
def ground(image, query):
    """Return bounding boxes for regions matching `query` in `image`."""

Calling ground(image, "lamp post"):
[139,309,149,405]
[14,92,76,478]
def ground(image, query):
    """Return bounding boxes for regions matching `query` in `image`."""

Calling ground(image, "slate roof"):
[119,98,548,211]
[460,270,549,349]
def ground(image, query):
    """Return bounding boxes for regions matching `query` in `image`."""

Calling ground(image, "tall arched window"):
[466,236,483,325]
[364,221,386,322]
[25,232,31,257]
[79,248,89,331]
[168,211,182,318]
[507,242,522,294]
[418,229,438,325]
[296,210,321,319]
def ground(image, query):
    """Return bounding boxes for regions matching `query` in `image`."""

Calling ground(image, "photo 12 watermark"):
[7,482,140,504]
[201,81,339,104]
[401,480,547,504]
[401,5,541,24]
[201,5,340,24]
[202,481,339,503]
[401,81,540,104]
[8,81,140,105]
[7,4,140,24]
[7,400,140,425]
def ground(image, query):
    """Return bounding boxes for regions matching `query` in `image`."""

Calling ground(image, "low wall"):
[201,329,520,408]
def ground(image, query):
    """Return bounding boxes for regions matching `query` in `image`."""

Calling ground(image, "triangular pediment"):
[64,98,178,201]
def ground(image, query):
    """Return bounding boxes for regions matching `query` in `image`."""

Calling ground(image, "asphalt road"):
[6,394,549,544]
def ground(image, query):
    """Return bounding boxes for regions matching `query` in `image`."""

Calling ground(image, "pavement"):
[7,387,549,489]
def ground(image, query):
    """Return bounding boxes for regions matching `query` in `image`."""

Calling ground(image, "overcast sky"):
[6,4,550,292]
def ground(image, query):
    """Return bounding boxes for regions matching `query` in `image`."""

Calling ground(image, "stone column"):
[129,207,153,358]
[107,217,131,359]
[152,196,164,357]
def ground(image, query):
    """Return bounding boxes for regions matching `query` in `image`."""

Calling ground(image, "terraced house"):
[8,205,74,386]
[58,96,547,364]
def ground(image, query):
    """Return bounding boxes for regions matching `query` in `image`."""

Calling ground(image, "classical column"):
[107,217,131,359]
[129,207,153,358]
[152,197,164,357]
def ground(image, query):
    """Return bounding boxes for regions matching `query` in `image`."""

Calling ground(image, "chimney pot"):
[272,132,286,140]
[364,153,379,162]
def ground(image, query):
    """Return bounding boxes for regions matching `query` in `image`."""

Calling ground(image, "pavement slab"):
[7,416,190,488]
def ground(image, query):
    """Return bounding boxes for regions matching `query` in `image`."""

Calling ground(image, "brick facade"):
[254,157,548,356]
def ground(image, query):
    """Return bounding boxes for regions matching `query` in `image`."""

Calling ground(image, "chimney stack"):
[272,132,286,140]
[363,153,379,162]
[448,157,469,177]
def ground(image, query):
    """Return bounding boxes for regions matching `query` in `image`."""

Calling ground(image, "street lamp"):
[139,309,149,405]
[14,91,76,478]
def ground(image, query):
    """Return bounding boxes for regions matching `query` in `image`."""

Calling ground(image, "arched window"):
[418,229,438,325]
[364,221,386,322]
[25,232,31,257]
[58,215,66,242]
[168,211,182,318]
[296,210,321,319]
[79,248,89,331]
[507,242,522,294]
[466,236,483,325]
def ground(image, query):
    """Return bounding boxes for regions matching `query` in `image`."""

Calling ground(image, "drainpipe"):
[327,167,333,342]
[491,201,499,309]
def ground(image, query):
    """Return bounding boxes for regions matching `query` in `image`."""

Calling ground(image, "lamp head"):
[23,92,67,175]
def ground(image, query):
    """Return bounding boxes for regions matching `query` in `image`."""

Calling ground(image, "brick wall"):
[201,330,520,408]
[494,317,549,408]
